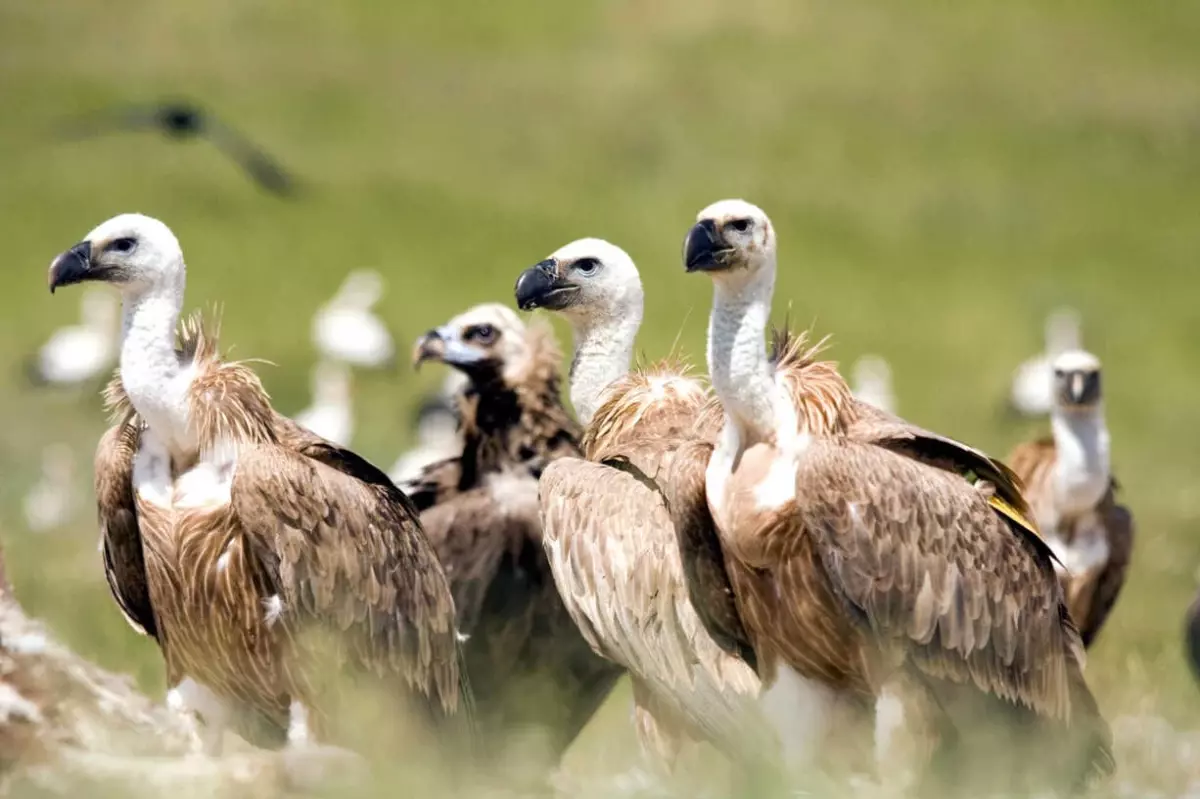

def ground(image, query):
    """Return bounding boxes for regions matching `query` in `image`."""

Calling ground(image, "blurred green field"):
[2,0,1200,789]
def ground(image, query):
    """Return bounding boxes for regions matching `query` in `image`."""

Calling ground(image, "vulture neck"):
[1051,404,1110,515]
[567,303,642,426]
[707,263,781,445]
[119,277,192,453]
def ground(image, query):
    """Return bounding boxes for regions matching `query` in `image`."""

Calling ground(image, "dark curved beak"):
[48,241,93,294]
[412,329,445,369]
[514,259,576,311]
[412,325,485,371]
[684,219,728,273]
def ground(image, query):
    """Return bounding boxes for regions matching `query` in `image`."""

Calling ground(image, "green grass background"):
[1,0,1199,785]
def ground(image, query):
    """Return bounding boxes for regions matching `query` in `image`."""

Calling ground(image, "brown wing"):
[539,456,770,761]
[95,419,157,640]
[796,438,1079,720]
[230,438,462,717]
[1078,483,1134,648]
[418,482,534,634]
[401,456,464,512]
[660,438,757,672]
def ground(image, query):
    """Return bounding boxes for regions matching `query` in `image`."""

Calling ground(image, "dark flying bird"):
[61,102,294,195]
[47,213,467,759]
[401,302,622,773]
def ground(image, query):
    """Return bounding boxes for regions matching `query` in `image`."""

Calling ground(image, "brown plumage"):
[541,363,773,768]
[399,304,620,767]
[513,238,773,771]
[683,199,1112,792]
[97,315,465,749]
[1006,350,1132,649]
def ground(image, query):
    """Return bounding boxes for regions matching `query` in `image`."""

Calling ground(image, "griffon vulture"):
[47,214,467,757]
[678,199,1113,792]
[401,302,621,769]
[1007,350,1133,648]
[513,239,775,772]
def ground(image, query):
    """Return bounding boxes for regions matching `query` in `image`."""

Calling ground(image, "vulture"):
[677,199,1113,793]
[1009,307,1083,417]
[28,285,118,387]
[293,360,354,447]
[312,270,396,369]
[47,213,467,758]
[1007,350,1133,648]
[513,239,776,773]
[850,354,896,415]
[399,302,621,770]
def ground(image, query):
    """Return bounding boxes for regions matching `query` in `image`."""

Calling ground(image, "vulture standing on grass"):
[677,199,1113,793]
[47,213,467,758]
[514,239,776,773]
[1007,350,1133,648]
[400,302,621,769]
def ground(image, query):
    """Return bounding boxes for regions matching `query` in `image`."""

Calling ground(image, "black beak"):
[515,259,576,311]
[1065,371,1102,405]
[48,241,93,294]
[412,329,445,369]
[683,219,726,272]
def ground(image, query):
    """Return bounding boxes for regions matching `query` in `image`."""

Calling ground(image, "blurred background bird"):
[1008,307,1083,418]
[312,270,396,370]
[59,101,295,195]
[22,443,77,533]
[292,360,355,446]
[27,286,118,388]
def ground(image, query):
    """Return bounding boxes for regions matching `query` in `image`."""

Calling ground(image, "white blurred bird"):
[23,443,77,532]
[311,270,395,369]
[389,372,465,486]
[29,286,118,386]
[851,353,897,415]
[293,360,354,446]
[1010,307,1083,417]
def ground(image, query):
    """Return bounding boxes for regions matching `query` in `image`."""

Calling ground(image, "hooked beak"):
[412,326,485,371]
[514,259,578,311]
[48,241,93,294]
[683,219,730,273]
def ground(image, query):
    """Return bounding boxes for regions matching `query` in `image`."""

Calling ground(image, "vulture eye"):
[574,258,601,276]
[1053,369,1065,378]
[468,324,497,344]
[728,219,752,233]
[107,237,138,254]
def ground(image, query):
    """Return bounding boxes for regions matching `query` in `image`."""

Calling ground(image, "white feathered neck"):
[1050,404,1110,516]
[566,297,643,426]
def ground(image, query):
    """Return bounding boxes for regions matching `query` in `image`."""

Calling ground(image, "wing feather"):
[230,438,462,717]
[95,419,157,639]
[539,456,770,760]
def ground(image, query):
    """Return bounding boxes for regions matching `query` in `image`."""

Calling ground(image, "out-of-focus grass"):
[1,0,1199,790]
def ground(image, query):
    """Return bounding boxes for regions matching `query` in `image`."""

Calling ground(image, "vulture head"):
[514,238,643,325]
[683,198,776,280]
[414,303,532,385]
[1052,349,1103,410]
[48,213,184,298]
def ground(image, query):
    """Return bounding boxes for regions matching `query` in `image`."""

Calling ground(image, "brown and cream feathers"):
[541,362,773,768]
[401,314,621,765]
[98,315,465,747]
[1007,436,1133,648]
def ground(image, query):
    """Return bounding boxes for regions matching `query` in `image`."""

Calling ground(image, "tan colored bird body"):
[680,199,1113,792]
[1007,350,1133,648]
[51,214,465,757]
